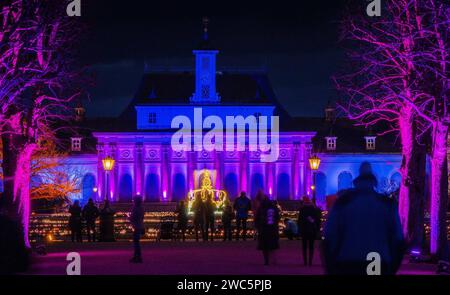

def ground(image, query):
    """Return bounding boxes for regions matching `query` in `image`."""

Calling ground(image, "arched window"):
[119,174,133,202]
[251,173,264,198]
[315,172,327,204]
[172,173,186,201]
[145,173,160,202]
[277,173,290,200]
[224,173,238,200]
[337,171,353,191]
[82,174,96,204]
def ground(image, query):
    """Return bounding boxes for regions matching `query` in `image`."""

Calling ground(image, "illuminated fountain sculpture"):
[187,170,228,214]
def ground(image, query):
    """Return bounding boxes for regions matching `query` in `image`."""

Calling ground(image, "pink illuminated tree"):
[406,0,449,258]
[335,0,449,255]
[0,0,85,247]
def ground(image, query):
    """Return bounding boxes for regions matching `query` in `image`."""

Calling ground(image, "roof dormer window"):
[71,137,82,152]
[325,137,337,151]
[365,136,376,151]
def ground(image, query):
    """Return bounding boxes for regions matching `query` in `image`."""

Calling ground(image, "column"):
[292,143,300,200]
[240,151,248,193]
[265,162,274,199]
[187,151,195,191]
[214,150,222,189]
[96,144,105,202]
[305,143,313,197]
[134,143,144,199]
[161,145,169,201]
[109,143,118,202]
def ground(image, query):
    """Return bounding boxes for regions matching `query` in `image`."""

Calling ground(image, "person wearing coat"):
[129,196,145,263]
[69,200,83,243]
[221,200,234,241]
[255,198,280,265]
[192,194,205,242]
[297,196,321,266]
[175,200,188,242]
[99,199,116,242]
[323,162,405,274]
[82,198,100,242]
[203,195,216,241]
[233,192,252,241]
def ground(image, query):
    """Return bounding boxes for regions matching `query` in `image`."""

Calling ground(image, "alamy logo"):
[171,108,280,162]
[66,0,81,17]
[66,252,81,275]
[366,252,381,275]
[366,0,381,17]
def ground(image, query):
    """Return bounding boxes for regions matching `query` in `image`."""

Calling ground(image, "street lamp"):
[308,155,321,205]
[102,156,115,200]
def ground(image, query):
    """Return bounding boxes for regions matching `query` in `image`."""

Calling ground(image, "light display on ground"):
[29,210,303,242]
[28,210,450,243]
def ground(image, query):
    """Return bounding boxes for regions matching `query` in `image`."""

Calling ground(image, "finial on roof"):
[202,17,210,41]
[149,87,157,99]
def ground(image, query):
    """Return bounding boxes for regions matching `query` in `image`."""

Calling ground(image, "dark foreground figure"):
[175,200,188,241]
[0,213,29,274]
[256,198,280,265]
[298,197,321,266]
[234,192,252,241]
[323,162,405,275]
[69,200,83,243]
[82,198,100,242]
[129,196,145,263]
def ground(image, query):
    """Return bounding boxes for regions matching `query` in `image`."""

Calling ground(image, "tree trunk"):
[398,105,426,250]
[1,133,35,248]
[2,134,19,217]
[13,143,36,248]
[430,121,449,258]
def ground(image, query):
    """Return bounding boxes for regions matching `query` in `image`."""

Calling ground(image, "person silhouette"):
[203,194,216,241]
[82,198,99,242]
[233,192,252,241]
[192,194,205,242]
[175,200,188,242]
[129,196,145,263]
[69,200,83,243]
[323,162,405,274]
[255,197,280,265]
[298,196,321,266]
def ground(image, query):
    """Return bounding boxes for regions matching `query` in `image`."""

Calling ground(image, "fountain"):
[187,170,228,214]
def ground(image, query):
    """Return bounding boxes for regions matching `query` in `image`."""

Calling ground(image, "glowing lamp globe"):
[102,156,115,171]
[308,155,321,171]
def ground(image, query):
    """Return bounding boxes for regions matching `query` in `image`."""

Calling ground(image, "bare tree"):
[335,0,430,248]
[30,139,85,209]
[0,0,85,247]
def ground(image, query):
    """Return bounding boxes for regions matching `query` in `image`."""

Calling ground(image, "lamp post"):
[102,156,115,201]
[308,155,321,205]
[100,156,117,242]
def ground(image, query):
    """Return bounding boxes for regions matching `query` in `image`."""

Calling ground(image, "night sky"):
[78,0,347,118]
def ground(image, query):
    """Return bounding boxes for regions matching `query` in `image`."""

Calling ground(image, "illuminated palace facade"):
[53,44,403,208]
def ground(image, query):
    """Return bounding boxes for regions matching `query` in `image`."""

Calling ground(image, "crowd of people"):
[68,198,115,243]
[1,162,447,274]
[64,162,447,274]
[126,162,412,274]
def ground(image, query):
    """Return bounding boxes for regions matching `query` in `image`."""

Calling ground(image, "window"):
[325,137,337,151]
[148,112,157,124]
[71,137,82,152]
[365,136,376,150]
